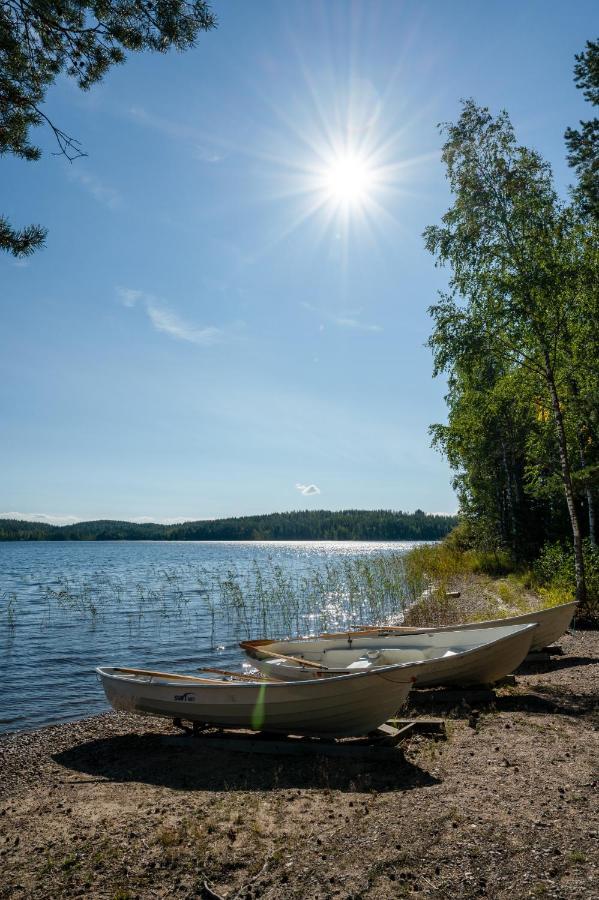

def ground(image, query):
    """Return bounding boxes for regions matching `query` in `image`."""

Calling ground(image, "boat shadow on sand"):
[53,732,441,794]
[515,654,597,676]
[408,677,597,720]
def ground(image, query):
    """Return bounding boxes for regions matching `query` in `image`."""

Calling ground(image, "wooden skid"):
[162,717,445,759]
[163,733,403,761]
[387,717,446,739]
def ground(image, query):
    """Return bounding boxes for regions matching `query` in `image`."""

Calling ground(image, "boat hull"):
[377,601,577,652]
[96,666,413,737]
[242,623,537,688]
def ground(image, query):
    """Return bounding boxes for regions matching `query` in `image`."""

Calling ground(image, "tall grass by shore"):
[3,555,415,644]
[4,537,586,641]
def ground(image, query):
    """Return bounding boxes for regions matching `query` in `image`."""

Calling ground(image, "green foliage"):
[424,97,598,611]
[534,539,599,616]
[565,39,599,219]
[0,509,458,542]
[0,0,216,255]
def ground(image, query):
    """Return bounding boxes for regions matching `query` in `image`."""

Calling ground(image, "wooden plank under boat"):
[351,601,577,652]
[240,623,537,688]
[96,664,414,738]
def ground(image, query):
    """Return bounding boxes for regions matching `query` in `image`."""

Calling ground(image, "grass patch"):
[400,540,571,627]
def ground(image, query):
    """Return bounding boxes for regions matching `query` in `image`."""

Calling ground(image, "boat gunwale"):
[240,622,538,673]
[360,600,579,635]
[95,663,418,688]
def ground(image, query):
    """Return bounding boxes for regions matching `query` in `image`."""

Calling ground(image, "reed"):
[21,552,416,643]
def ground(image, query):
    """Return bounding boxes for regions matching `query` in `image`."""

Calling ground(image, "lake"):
[0,540,416,734]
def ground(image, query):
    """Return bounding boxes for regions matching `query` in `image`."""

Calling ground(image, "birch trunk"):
[544,355,587,608]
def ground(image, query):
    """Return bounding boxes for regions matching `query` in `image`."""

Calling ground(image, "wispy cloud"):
[145,302,221,346]
[118,287,143,307]
[332,316,382,332]
[296,483,321,496]
[302,302,381,333]
[0,512,194,525]
[0,512,80,526]
[128,105,224,162]
[128,516,190,525]
[117,287,222,346]
[67,168,122,209]
[194,145,224,163]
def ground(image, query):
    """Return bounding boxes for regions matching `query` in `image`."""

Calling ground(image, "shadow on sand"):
[515,655,597,676]
[407,675,597,720]
[53,731,441,794]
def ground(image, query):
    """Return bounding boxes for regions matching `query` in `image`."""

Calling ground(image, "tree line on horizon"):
[0,509,458,542]
[425,40,598,616]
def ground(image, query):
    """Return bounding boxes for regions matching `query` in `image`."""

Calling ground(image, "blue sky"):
[1,0,596,524]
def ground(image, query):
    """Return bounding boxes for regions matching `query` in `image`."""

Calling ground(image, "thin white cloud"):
[117,287,221,346]
[332,316,382,332]
[129,106,224,162]
[146,302,221,346]
[0,513,194,526]
[194,145,223,163]
[128,516,190,525]
[302,302,381,333]
[67,168,122,210]
[117,287,143,307]
[296,483,321,496]
[0,512,80,526]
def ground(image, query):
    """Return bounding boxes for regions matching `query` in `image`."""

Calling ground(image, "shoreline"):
[1,631,598,899]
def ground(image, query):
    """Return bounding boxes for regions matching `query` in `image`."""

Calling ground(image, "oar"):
[248,645,329,670]
[350,625,426,634]
[113,666,214,683]
[319,625,424,639]
[198,666,265,681]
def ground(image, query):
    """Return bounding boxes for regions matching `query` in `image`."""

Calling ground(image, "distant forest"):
[0,510,457,542]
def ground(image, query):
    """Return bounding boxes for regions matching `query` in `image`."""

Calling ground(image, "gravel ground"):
[1,630,597,900]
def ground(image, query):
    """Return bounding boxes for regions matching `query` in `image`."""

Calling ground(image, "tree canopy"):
[424,98,598,613]
[0,509,458,542]
[1,0,216,256]
[565,38,599,218]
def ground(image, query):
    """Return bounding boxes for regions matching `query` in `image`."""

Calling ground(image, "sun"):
[322,153,376,206]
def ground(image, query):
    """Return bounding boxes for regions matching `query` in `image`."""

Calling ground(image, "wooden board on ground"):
[161,717,446,760]
[387,717,446,739]
[162,733,404,761]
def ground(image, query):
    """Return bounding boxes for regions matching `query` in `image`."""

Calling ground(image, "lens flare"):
[322,153,375,206]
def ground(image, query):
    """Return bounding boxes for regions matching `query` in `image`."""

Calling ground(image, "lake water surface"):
[0,540,415,733]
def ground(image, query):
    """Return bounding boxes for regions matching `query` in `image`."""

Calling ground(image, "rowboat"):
[240,622,537,687]
[96,664,414,738]
[351,600,577,652]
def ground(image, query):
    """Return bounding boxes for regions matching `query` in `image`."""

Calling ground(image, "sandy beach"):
[1,630,597,900]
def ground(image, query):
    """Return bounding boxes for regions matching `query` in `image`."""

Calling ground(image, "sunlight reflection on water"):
[0,540,419,733]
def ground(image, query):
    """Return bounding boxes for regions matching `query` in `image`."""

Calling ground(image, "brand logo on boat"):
[174,692,196,702]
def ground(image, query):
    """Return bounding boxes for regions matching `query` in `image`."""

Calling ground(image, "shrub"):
[534,539,599,617]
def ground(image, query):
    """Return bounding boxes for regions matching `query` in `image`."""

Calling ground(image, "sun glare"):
[322,153,375,206]
[324,154,373,203]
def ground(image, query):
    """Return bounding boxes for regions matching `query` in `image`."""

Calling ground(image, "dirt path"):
[1,631,597,899]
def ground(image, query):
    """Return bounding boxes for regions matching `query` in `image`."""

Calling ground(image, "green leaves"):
[424,100,598,588]
[565,39,599,219]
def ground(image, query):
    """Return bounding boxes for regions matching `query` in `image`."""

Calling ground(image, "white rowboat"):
[358,601,577,652]
[96,665,414,737]
[241,623,537,687]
